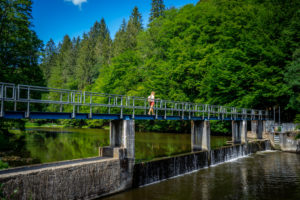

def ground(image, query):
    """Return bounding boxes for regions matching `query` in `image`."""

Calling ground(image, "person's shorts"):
[150,102,155,107]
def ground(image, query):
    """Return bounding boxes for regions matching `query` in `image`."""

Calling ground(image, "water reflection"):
[1,127,230,167]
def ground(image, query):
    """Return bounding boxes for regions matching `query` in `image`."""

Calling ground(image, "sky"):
[32,0,199,45]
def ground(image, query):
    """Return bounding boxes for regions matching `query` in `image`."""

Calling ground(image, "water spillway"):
[133,140,271,187]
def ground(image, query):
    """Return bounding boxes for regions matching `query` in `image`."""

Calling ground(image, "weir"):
[0,83,274,199]
[0,119,272,200]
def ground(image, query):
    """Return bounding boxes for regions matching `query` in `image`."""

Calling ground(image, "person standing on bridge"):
[148,91,155,115]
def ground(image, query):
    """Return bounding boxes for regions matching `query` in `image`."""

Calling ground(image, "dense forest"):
[1,0,300,132]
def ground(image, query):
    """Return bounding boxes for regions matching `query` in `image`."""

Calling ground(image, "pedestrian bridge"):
[0,82,269,121]
[0,82,270,153]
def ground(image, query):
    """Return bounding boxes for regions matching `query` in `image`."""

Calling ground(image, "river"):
[102,151,300,200]
[0,127,230,167]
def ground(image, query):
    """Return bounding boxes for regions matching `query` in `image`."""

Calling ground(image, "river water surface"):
[102,151,300,200]
[1,127,230,167]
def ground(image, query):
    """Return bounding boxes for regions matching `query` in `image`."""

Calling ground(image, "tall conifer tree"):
[41,39,57,82]
[127,6,143,49]
[149,0,165,22]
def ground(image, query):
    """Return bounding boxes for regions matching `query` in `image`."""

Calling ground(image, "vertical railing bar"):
[132,97,135,119]
[188,103,191,120]
[26,86,30,118]
[60,92,63,112]
[89,93,93,119]
[155,100,158,119]
[182,103,184,120]
[164,101,167,119]
[0,84,4,117]
[120,96,123,119]
[77,93,80,113]
[144,99,147,115]
[72,92,75,119]
[108,96,111,114]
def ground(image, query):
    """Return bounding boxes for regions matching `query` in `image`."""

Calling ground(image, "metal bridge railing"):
[0,82,269,120]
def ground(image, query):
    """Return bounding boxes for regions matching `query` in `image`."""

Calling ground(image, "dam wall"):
[133,140,271,187]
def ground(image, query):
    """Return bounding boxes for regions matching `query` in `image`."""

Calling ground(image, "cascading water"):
[133,140,272,188]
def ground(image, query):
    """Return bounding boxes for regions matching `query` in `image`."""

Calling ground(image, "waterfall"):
[133,140,272,188]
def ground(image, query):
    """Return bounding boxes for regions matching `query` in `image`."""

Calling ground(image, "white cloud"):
[65,0,87,9]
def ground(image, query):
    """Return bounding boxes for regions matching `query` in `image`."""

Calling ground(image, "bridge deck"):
[2,111,263,121]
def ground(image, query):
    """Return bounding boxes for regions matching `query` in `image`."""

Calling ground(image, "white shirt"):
[148,94,155,102]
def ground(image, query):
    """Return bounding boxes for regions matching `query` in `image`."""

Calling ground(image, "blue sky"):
[32,0,199,45]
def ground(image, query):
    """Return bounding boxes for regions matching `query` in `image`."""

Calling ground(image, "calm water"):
[102,151,300,200]
[1,127,230,166]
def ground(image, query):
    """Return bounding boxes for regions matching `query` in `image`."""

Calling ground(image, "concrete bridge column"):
[240,120,247,144]
[251,120,263,139]
[100,120,135,160]
[191,120,210,151]
[232,121,241,144]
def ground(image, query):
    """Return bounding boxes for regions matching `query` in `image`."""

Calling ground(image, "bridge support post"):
[251,120,263,139]
[232,121,241,144]
[257,120,263,139]
[240,120,247,144]
[100,120,135,160]
[191,120,210,151]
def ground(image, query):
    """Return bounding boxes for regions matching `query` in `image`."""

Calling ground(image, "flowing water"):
[0,127,230,167]
[102,151,300,200]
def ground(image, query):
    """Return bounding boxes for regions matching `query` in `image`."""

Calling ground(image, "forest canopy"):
[1,0,299,128]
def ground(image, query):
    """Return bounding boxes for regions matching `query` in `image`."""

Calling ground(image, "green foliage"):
[285,49,300,112]
[210,121,231,135]
[0,0,44,86]
[0,160,9,170]
[86,120,105,128]
[149,0,165,22]
[37,0,299,132]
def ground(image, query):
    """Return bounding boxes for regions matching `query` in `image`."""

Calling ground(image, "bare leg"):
[151,106,154,115]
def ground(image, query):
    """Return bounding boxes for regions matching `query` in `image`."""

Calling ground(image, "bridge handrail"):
[0,82,269,120]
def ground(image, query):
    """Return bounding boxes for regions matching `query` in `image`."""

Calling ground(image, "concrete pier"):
[101,120,135,160]
[191,120,211,151]
[241,120,247,144]
[232,121,241,144]
[251,120,263,139]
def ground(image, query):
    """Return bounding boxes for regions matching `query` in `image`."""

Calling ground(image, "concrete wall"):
[0,156,133,200]
[133,140,271,187]
[268,132,300,153]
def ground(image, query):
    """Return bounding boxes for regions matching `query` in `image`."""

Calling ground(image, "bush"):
[0,160,9,170]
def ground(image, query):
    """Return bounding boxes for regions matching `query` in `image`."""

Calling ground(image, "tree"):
[113,19,128,56]
[127,6,143,49]
[48,35,75,89]
[76,37,97,89]
[95,19,112,66]
[0,0,44,86]
[40,39,57,82]
[149,0,165,22]
[285,48,300,113]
